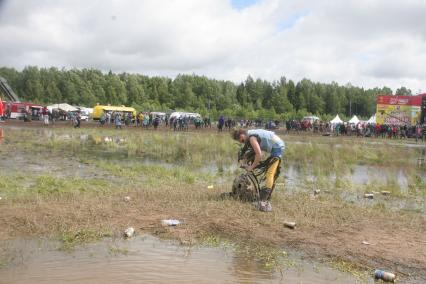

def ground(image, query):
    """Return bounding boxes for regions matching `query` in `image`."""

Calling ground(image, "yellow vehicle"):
[92,105,136,120]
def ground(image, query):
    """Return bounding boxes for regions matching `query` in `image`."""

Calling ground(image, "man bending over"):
[232,129,285,212]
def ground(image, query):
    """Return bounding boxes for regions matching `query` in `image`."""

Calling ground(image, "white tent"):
[169,111,201,120]
[303,115,320,122]
[151,112,166,118]
[47,103,78,112]
[330,114,343,124]
[367,114,376,124]
[77,106,93,114]
[348,115,360,124]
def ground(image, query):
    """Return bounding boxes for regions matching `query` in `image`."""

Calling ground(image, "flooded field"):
[0,235,365,284]
[0,125,425,283]
[1,127,424,213]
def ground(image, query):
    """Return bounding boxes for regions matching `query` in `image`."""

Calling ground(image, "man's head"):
[232,129,247,143]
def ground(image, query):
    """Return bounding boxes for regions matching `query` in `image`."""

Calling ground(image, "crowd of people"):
[285,119,425,141]
[97,111,214,132]
[5,106,425,142]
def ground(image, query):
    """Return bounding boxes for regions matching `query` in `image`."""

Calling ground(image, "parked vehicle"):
[92,105,136,120]
[5,102,43,120]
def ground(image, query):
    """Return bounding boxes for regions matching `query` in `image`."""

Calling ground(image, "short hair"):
[232,129,247,140]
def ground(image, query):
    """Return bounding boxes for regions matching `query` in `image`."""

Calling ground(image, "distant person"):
[138,112,144,127]
[153,116,160,130]
[42,107,49,126]
[218,116,225,132]
[114,113,122,129]
[100,112,106,126]
[0,99,5,121]
[74,111,81,128]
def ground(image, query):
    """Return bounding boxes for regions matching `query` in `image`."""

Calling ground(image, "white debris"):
[364,193,374,199]
[161,219,181,226]
[123,196,131,202]
[124,227,135,238]
[283,221,296,229]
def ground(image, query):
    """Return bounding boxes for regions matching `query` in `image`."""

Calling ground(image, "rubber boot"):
[259,188,272,201]
[258,188,272,212]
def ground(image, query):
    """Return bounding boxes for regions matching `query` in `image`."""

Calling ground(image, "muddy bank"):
[0,187,424,283]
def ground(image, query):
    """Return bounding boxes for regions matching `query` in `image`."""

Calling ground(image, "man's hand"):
[243,164,253,172]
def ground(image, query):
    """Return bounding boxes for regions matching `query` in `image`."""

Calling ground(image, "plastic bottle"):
[374,269,396,282]
[364,193,374,199]
[161,219,181,226]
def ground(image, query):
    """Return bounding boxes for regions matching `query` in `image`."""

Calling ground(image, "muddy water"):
[0,236,366,284]
[283,164,426,213]
[283,164,425,189]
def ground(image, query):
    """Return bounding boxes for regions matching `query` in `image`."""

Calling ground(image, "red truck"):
[5,102,44,120]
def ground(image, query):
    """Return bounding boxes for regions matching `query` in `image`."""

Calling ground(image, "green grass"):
[59,229,110,251]
[4,127,421,171]
[0,174,114,200]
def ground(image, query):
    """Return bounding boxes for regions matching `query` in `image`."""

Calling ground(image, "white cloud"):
[0,0,425,92]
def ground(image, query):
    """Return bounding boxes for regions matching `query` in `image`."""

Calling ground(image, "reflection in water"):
[0,236,363,284]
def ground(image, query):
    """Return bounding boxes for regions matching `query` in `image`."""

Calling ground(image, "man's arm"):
[246,136,262,171]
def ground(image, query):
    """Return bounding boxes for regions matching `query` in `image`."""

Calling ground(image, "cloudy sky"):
[0,0,425,91]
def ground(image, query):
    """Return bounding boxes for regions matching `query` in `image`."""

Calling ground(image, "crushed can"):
[374,269,396,282]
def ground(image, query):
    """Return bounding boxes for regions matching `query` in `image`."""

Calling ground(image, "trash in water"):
[123,196,131,202]
[124,227,135,238]
[161,219,181,226]
[207,185,214,189]
[381,191,391,196]
[374,269,396,282]
[361,241,370,245]
[364,193,374,199]
[284,221,296,229]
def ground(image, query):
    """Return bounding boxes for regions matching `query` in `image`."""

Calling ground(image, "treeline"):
[0,66,412,120]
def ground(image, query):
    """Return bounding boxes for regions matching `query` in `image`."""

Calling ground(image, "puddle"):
[281,164,425,213]
[0,152,114,181]
[0,235,366,284]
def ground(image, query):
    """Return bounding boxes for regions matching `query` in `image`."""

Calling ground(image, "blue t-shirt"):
[247,129,285,157]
